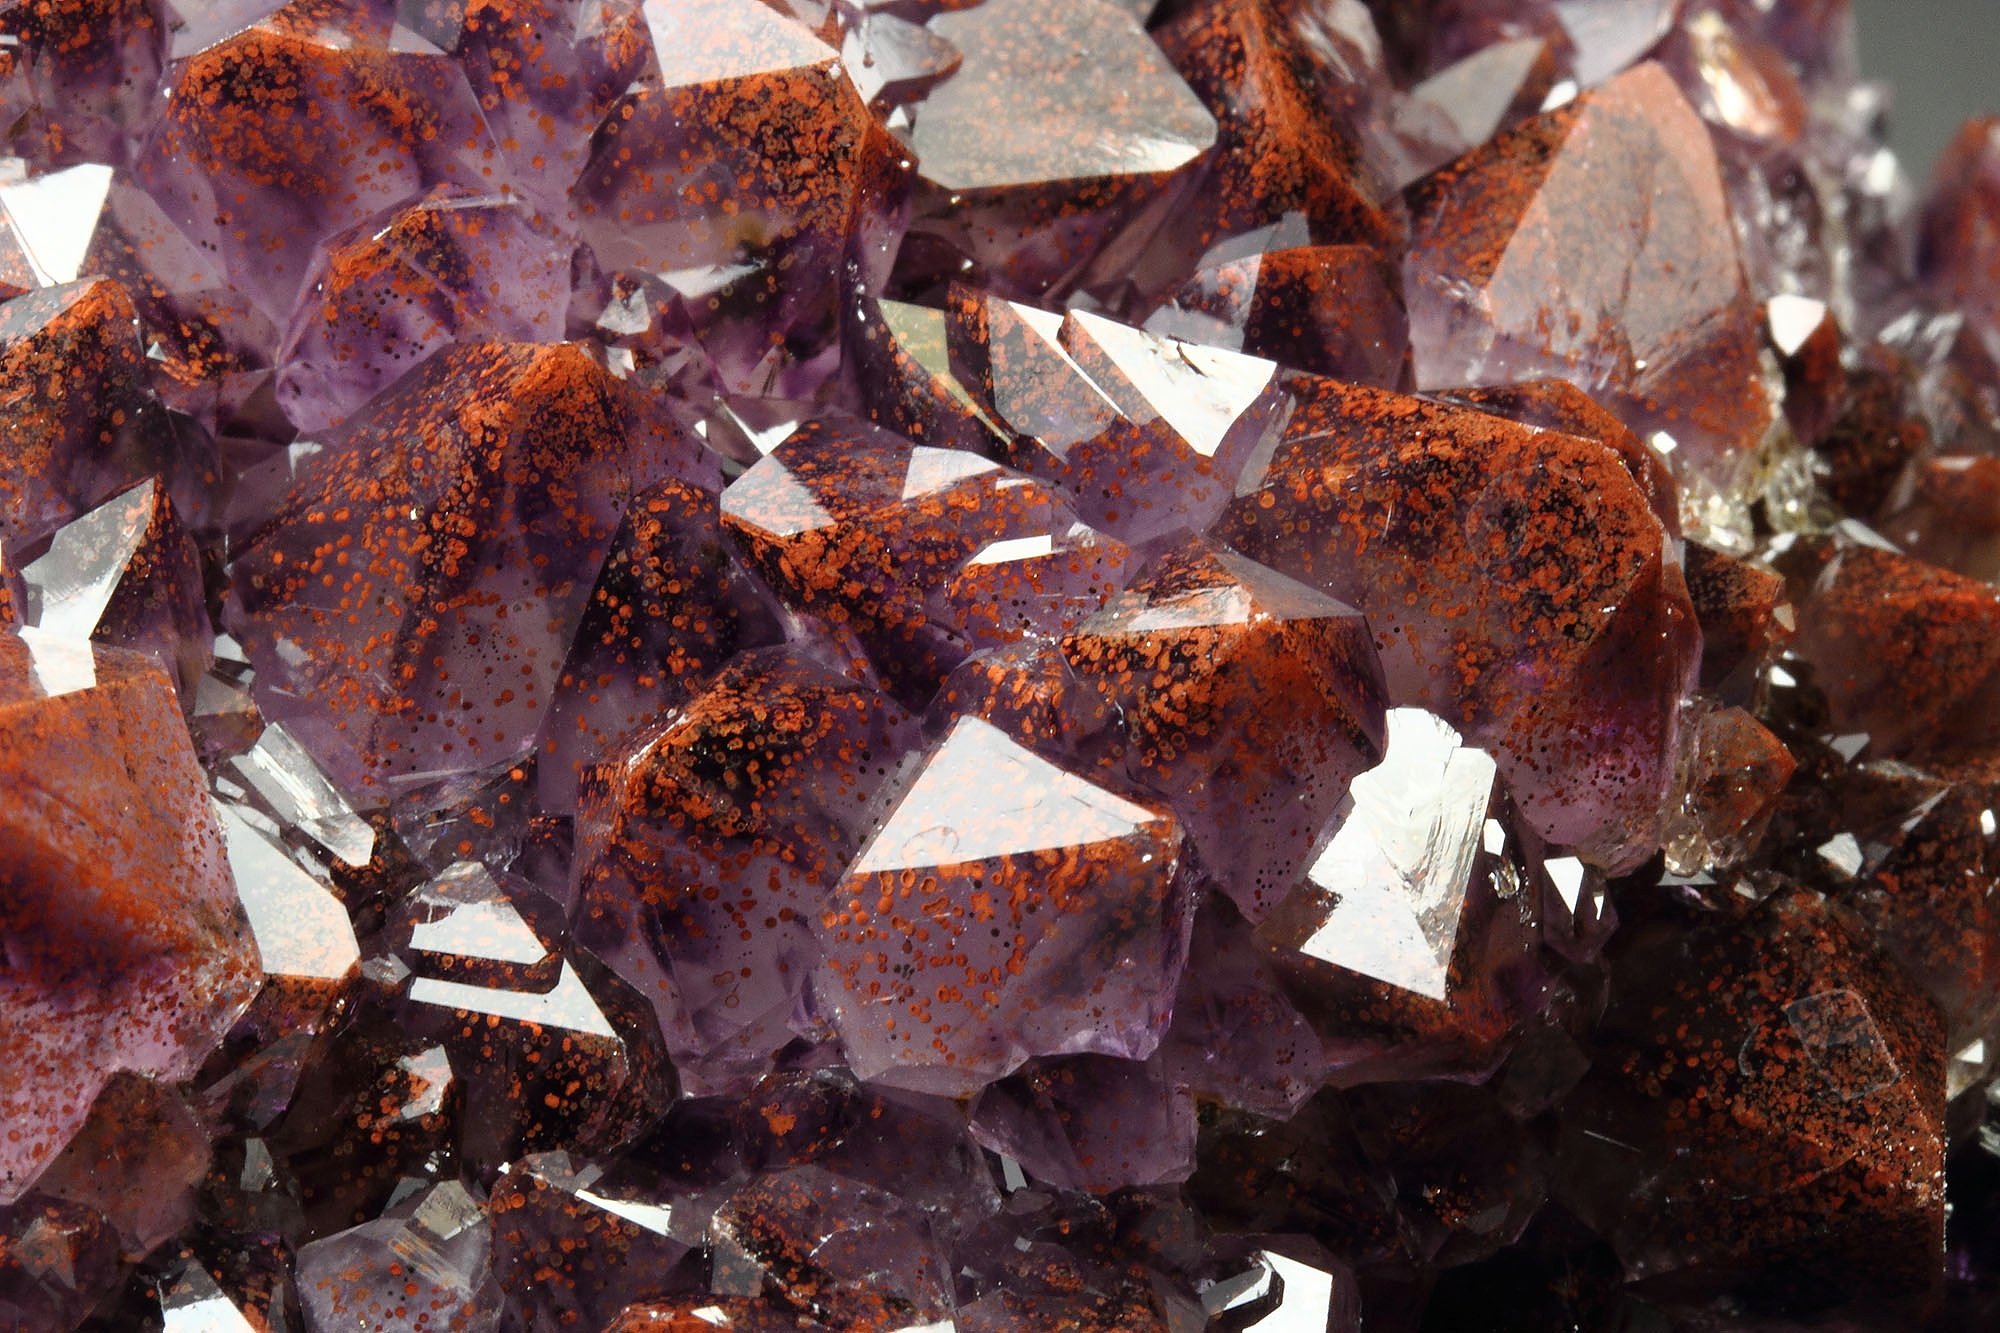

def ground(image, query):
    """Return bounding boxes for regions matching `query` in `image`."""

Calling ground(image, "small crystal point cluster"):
[5,0,2000,1328]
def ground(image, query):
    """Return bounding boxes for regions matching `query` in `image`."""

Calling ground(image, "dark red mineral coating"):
[1060,535,1387,922]
[1922,117,2000,368]
[814,712,1192,1095]
[229,341,714,797]
[136,5,504,329]
[0,0,1986,1324]
[1790,541,2000,763]
[572,648,920,1095]
[720,412,1110,701]
[0,634,258,1204]
[1432,378,1681,536]
[262,1004,464,1240]
[0,0,166,169]
[1683,539,1793,697]
[540,474,785,812]
[1405,61,1774,478]
[1810,350,1933,519]
[1881,453,2000,584]
[576,0,908,394]
[1835,757,2000,1066]
[383,863,677,1173]
[486,1152,695,1329]
[1214,377,1700,870]
[1152,0,1404,275]
[1559,886,1945,1302]
[0,278,212,549]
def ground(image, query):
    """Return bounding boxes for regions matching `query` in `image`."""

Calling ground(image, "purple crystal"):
[897,0,1217,300]
[0,0,1991,1323]
[0,278,214,549]
[134,3,505,335]
[229,341,714,798]
[1217,377,1700,869]
[816,712,1192,1095]
[277,188,574,435]
[969,1053,1197,1194]
[573,648,920,1094]
[1404,61,1775,478]
[575,0,906,395]
[297,1181,499,1333]
[18,476,212,699]
[1063,535,1387,922]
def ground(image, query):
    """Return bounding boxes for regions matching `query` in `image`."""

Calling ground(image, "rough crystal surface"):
[229,341,713,797]
[574,648,919,1093]
[1216,377,1700,869]
[3,0,1998,1326]
[1404,61,1774,478]
[0,635,258,1202]
[816,713,1191,1094]
[1063,535,1386,920]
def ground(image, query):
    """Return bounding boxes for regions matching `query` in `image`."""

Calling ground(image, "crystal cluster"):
[5,1,2000,1328]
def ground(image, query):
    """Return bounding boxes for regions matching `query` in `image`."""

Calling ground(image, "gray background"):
[1854,0,2000,182]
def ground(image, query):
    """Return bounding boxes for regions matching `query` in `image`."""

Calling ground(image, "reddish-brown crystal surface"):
[0,636,257,1203]
[0,1,1996,1327]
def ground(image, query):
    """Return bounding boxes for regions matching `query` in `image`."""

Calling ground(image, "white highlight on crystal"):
[1296,709,1497,1002]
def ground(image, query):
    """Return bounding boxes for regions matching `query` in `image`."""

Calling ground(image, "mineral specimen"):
[3,0,2000,1329]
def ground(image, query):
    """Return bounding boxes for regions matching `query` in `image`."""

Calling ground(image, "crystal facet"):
[2,0,1996,1324]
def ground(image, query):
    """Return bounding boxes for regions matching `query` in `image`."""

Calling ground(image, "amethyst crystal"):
[8,1,2000,1328]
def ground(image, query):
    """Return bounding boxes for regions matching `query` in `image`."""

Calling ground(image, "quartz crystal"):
[8,1,2000,1328]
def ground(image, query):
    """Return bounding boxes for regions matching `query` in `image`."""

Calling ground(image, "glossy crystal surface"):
[5,1,2000,1328]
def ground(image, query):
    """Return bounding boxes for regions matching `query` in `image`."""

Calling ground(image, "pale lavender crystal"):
[969,1053,1196,1194]
[29,1073,210,1262]
[0,0,167,169]
[572,648,921,1095]
[736,1070,1001,1234]
[19,477,212,700]
[297,1182,499,1333]
[1160,900,1322,1119]
[277,189,574,435]
[439,0,649,213]
[228,341,714,799]
[814,714,1191,1096]
[898,0,1216,300]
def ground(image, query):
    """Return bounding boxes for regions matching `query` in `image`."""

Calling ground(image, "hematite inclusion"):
[0,0,1998,1328]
